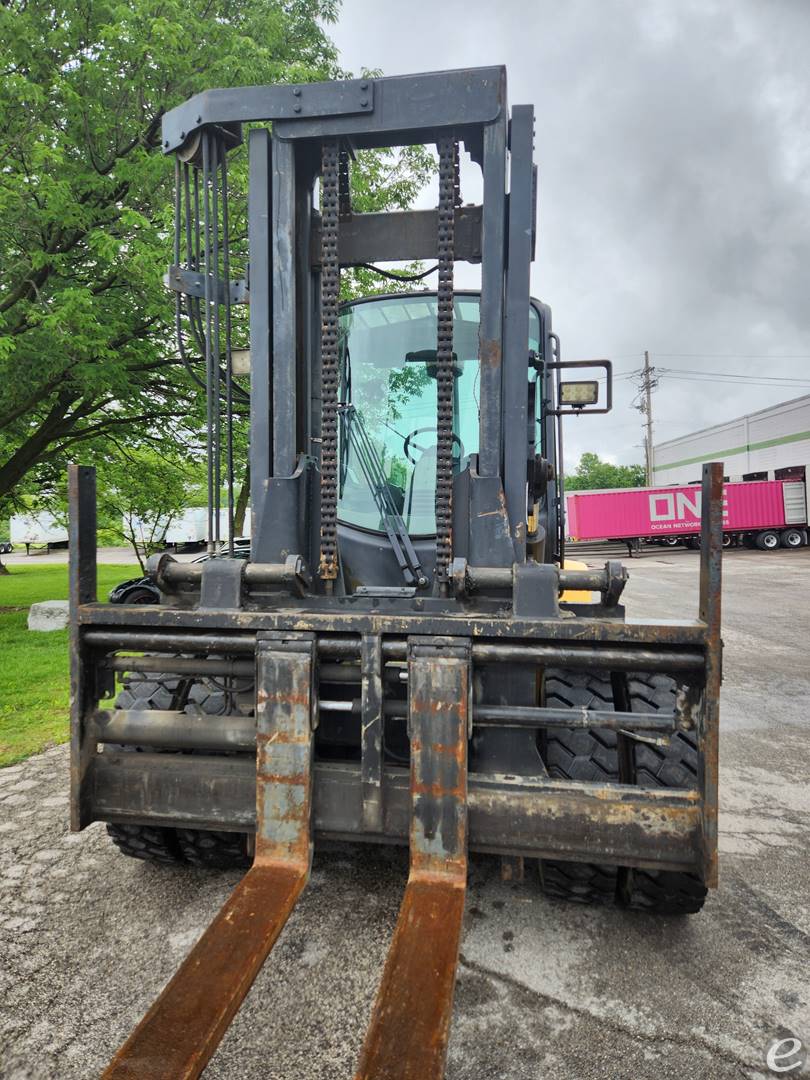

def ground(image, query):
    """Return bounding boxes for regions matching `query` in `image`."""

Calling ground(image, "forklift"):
[67,66,723,1078]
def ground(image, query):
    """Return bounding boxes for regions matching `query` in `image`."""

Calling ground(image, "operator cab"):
[337,292,545,573]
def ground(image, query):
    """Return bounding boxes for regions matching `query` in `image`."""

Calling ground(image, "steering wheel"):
[403,427,463,465]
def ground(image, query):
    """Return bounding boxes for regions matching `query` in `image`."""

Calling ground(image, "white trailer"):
[653,393,810,486]
[126,507,207,548]
[10,511,69,552]
[127,507,251,548]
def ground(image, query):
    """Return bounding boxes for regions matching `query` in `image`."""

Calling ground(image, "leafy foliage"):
[341,109,436,300]
[566,452,646,490]
[0,12,441,540]
[0,0,340,513]
[96,446,197,570]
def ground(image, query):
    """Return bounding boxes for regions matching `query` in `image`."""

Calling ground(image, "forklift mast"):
[163,65,611,594]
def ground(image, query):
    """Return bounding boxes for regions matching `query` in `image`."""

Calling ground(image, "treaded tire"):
[176,828,251,869]
[538,672,619,905]
[105,670,250,869]
[781,528,805,549]
[106,822,183,864]
[620,673,708,915]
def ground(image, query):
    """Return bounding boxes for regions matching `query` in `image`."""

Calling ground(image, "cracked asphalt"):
[1,547,809,1079]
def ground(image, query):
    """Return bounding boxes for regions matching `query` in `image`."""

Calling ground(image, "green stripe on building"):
[654,428,810,474]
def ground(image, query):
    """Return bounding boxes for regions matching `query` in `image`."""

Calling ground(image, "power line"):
[657,367,810,383]
[652,352,810,359]
[657,374,810,389]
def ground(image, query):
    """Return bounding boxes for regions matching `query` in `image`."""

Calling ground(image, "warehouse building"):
[653,393,810,486]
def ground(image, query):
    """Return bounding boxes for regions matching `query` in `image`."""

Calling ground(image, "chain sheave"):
[434,138,458,588]
[319,141,341,585]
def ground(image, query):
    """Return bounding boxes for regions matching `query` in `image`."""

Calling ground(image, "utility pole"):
[633,352,657,486]
[643,350,654,486]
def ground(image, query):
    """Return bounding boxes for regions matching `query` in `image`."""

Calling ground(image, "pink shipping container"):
[566,480,808,542]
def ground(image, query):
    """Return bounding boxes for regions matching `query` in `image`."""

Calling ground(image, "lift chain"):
[319,141,341,585]
[338,146,352,220]
[435,138,458,587]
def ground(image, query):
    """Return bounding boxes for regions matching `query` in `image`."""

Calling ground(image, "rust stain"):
[102,864,307,1080]
[479,338,502,371]
[256,731,307,746]
[354,876,466,1080]
[409,738,466,758]
[257,690,310,708]
[256,772,307,786]
[412,782,465,799]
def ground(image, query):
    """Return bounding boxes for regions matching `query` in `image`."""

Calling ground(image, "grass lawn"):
[0,563,140,766]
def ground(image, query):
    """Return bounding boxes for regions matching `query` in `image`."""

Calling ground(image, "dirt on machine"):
[66,65,724,1078]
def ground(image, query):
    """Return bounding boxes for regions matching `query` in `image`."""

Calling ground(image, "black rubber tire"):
[171,676,252,867]
[755,529,780,551]
[176,828,251,869]
[122,586,160,605]
[106,822,184,864]
[781,528,805,549]
[105,671,251,868]
[621,673,708,915]
[538,672,619,905]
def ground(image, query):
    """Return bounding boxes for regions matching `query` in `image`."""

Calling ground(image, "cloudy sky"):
[331,0,810,468]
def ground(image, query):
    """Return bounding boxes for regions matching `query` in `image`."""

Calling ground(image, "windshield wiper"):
[338,404,427,589]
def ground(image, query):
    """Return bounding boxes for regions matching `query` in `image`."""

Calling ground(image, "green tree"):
[97,446,197,571]
[0,0,340,515]
[566,452,646,491]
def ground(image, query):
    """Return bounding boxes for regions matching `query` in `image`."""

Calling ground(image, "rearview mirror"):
[559,380,599,407]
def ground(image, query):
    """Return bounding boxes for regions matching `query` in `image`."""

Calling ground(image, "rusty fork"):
[355,638,471,1080]
[103,633,316,1080]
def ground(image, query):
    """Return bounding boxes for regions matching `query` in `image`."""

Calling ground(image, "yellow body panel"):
[561,558,594,604]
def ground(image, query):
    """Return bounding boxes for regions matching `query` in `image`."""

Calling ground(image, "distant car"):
[0,541,12,554]
[108,543,251,605]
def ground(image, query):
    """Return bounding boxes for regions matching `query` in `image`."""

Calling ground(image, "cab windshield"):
[338,294,540,535]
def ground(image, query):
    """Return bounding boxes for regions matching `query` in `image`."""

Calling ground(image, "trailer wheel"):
[620,673,708,915]
[538,672,618,905]
[105,671,251,868]
[755,529,780,550]
[781,528,805,548]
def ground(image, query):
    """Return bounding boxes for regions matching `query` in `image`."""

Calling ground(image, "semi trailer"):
[567,477,808,552]
[9,511,69,554]
[66,66,725,1078]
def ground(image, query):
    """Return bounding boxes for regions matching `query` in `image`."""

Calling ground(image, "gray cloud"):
[331,0,810,466]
